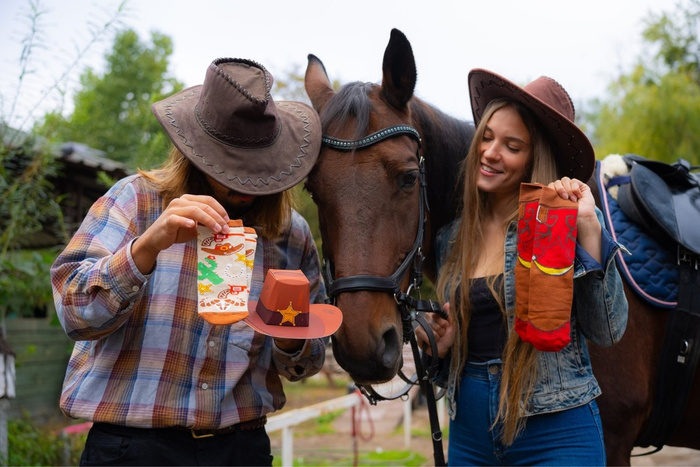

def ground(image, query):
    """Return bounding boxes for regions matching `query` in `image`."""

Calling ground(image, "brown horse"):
[304,29,700,465]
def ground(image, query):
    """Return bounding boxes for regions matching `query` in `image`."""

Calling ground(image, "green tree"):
[589,0,700,164]
[38,28,184,170]
[1,0,127,321]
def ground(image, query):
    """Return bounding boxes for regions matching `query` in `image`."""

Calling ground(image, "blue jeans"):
[448,360,606,466]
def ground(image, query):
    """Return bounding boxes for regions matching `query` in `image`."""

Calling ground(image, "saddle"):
[616,154,700,255]
[603,154,700,451]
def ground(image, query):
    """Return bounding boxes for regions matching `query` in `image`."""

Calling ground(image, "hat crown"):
[195,58,280,148]
[256,270,311,327]
[523,76,575,123]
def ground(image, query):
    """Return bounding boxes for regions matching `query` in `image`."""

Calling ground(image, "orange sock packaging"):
[196,220,256,325]
[515,183,543,341]
[526,186,578,351]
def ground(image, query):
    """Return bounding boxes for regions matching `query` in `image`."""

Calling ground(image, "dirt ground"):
[271,373,700,466]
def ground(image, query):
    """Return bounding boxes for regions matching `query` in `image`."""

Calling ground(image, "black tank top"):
[466,275,507,362]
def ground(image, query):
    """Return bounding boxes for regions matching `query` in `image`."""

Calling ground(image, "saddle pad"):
[597,160,678,308]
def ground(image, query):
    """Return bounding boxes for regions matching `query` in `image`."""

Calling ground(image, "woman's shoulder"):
[436,218,461,246]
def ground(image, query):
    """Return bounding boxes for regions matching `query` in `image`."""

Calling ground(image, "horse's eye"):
[399,170,419,189]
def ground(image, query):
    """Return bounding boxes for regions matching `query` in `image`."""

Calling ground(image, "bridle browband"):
[321,125,434,315]
[321,124,446,465]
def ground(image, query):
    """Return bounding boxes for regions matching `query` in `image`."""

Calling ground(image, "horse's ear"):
[381,29,416,110]
[305,54,335,113]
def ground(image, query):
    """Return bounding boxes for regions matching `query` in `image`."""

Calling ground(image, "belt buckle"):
[191,428,215,439]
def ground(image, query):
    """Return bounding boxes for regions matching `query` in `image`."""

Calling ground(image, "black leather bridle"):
[321,124,447,466]
[321,126,438,326]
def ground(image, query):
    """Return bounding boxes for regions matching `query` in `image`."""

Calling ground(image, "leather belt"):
[188,416,267,439]
[93,416,267,440]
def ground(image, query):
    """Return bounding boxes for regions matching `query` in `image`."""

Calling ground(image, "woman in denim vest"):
[416,69,628,465]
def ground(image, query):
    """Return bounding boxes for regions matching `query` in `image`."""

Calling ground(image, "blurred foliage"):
[36,28,184,171]
[0,133,65,254]
[0,1,127,323]
[5,413,86,466]
[0,132,66,319]
[588,0,700,164]
[0,248,61,319]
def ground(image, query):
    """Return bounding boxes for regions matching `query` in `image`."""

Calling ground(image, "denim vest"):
[434,207,629,417]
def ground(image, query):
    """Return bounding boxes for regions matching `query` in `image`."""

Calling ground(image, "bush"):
[5,415,86,466]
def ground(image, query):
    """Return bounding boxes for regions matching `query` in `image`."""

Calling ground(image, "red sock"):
[515,183,543,342]
[526,187,578,351]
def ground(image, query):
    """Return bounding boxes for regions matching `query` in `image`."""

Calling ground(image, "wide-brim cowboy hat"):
[244,269,342,339]
[245,301,342,339]
[152,58,321,195]
[468,68,595,182]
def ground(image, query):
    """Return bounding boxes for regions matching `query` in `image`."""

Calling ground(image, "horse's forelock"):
[320,81,374,141]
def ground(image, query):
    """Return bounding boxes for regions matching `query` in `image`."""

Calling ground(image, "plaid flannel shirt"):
[51,174,327,429]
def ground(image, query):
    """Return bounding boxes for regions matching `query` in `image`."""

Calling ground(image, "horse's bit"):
[321,124,447,465]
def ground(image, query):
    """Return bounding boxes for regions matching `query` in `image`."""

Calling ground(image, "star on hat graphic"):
[277,301,301,326]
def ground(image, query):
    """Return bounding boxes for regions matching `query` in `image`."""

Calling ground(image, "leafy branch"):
[5,0,129,145]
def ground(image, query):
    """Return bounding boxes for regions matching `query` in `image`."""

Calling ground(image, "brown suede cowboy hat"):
[152,58,321,195]
[468,68,595,182]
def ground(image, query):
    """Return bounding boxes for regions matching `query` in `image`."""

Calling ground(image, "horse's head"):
[305,29,474,385]
[304,29,424,383]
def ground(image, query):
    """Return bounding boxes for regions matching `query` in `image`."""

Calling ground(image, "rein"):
[321,124,447,466]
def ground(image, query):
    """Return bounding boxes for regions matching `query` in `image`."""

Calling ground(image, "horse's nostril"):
[380,327,401,368]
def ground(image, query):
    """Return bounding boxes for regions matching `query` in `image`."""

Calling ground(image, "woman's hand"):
[415,303,455,359]
[548,177,595,220]
[549,177,602,263]
[132,194,231,274]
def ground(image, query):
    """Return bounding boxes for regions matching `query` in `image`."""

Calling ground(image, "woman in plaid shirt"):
[51,58,329,466]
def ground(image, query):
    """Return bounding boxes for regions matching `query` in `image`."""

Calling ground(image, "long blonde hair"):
[139,147,296,238]
[436,99,558,444]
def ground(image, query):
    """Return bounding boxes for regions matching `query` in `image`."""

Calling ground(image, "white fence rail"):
[266,392,364,466]
[266,389,445,467]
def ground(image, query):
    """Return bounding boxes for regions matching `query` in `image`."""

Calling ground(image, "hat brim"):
[468,69,595,182]
[244,301,343,339]
[152,87,321,195]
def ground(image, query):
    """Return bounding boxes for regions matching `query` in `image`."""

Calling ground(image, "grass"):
[272,448,426,466]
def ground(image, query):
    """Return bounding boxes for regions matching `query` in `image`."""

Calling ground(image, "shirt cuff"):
[110,238,153,304]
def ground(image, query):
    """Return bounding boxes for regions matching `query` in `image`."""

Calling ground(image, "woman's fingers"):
[549,177,587,202]
[169,195,230,233]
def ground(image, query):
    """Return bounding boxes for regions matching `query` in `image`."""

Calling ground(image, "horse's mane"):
[319,81,474,236]
[410,100,474,234]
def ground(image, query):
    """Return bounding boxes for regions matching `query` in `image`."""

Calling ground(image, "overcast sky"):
[0,0,673,127]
